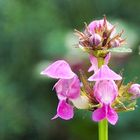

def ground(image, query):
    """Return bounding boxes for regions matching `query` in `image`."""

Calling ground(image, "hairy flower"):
[75,16,125,52]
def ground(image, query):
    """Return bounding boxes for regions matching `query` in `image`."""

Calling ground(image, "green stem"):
[97,57,104,68]
[99,119,108,140]
[97,57,108,140]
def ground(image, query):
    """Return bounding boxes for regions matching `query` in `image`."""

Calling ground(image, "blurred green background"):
[0,0,140,140]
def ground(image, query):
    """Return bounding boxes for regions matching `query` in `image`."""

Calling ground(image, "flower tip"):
[40,71,45,75]
[51,114,58,120]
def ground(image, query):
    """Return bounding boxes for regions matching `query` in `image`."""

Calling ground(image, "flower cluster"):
[75,16,125,55]
[41,17,140,125]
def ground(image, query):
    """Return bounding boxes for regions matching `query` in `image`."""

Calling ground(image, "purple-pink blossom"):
[41,60,80,120]
[41,17,139,126]
[92,80,118,125]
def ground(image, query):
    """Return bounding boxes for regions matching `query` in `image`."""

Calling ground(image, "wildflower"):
[92,80,118,125]
[88,64,122,125]
[41,17,139,127]
[41,60,80,120]
[75,16,125,53]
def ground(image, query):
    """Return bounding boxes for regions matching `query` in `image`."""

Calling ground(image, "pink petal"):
[88,19,115,37]
[104,53,111,65]
[41,60,75,79]
[88,55,98,72]
[57,100,74,120]
[88,65,122,81]
[94,80,118,104]
[92,105,106,122]
[54,76,80,100]
[107,106,118,125]
[92,105,118,125]
[88,53,111,73]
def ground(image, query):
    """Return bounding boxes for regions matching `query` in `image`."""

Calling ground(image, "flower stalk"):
[99,119,108,140]
[97,55,108,140]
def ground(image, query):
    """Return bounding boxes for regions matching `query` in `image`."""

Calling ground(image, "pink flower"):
[88,65,122,81]
[88,19,115,38]
[129,84,140,98]
[92,80,118,125]
[41,60,80,120]
[88,53,111,73]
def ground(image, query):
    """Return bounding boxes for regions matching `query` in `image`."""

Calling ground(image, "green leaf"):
[109,47,132,53]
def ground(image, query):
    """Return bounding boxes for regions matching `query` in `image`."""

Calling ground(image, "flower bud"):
[89,33,101,46]
[110,39,120,48]
[129,84,140,98]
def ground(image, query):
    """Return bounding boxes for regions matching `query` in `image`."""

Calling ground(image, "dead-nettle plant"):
[41,16,140,140]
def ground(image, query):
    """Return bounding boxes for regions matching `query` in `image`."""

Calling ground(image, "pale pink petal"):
[104,53,111,65]
[53,80,67,100]
[107,106,118,125]
[54,76,80,100]
[41,60,75,79]
[92,105,106,122]
[88,55,98,72]
[88,65,122,81]
[57,100,74,120]
[88,20,101,33]
[88,53,111,73]
[88,19,115,37]
[94,80,118,104]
